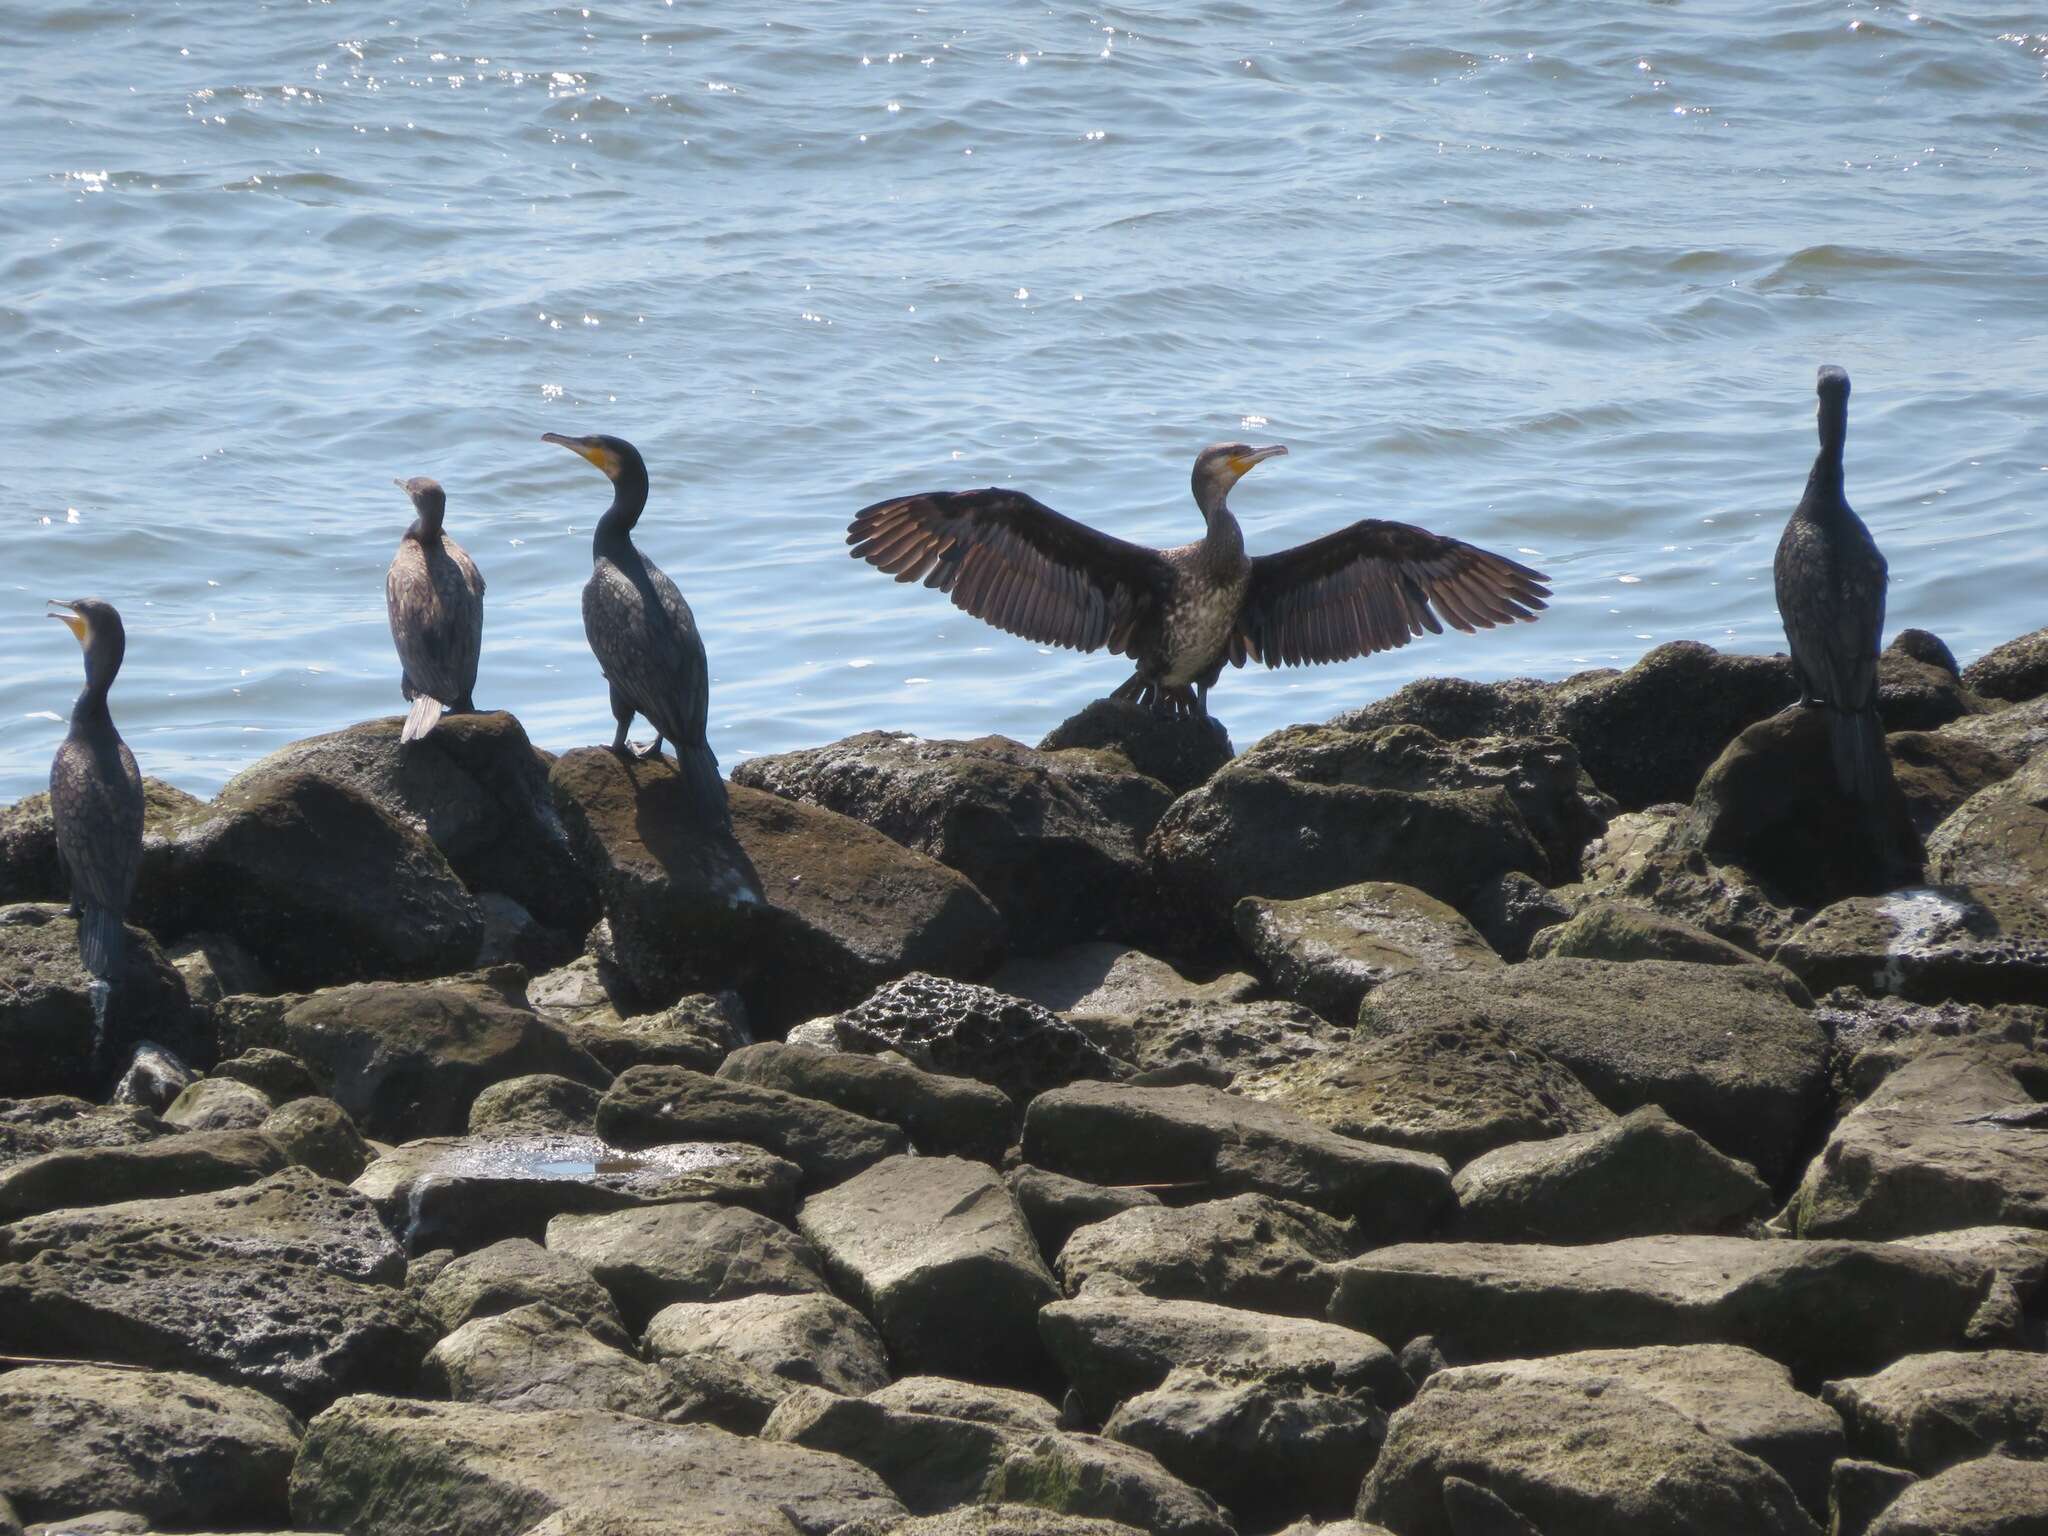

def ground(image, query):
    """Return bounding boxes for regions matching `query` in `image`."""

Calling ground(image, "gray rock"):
[1006,1166,1163,1264]
[1023,1080,1450,1232]
[730,731,1174,954]
[1880,641,1994,731]
[644,1291,892,1396]
[212,1047,320,1101]
[1890,1227,2048,1308]
[1089,997,1342,1084]
[1928,749,2048,893]
[717,1041,1015,1163]
[656,1347,798,1435]
[163,1074,275,1131]
[1773,885,2048,1008]
[981,1431,1236,1536]
[799,1154,1057,1385]
[354,1132,801,1252]
[761,1387,1017,1514]
[1233,1017,1614,1168]
[729,782,1006,1032]
[1529,900,1786,973]
[1451,1106,1771,1242]
[1464,869,1574,962]
[286,1395,905,1536]
[1357,958,1828,1182]
[0,778,200,909]
[1058,1194,1352,1318]
[789,1508,1145,1536]
[1939,693,2048,768]
[258,1096,369,1182]
[1234,882,1502,1024]
[596,1066,903,1188]
[421,1237,631,1347]
[1832,1460,1923,1536]
[110,1041,195,1113]
[423,1301,682,1418]
[0,1097,169,1174]
[831,974,1128,1104]
[1567,807,1808,956]
[0,1363,302,1530]
[546,1200,827,1331]
[468,1074,605,1136]
[0,1126,286,1222]
[1039,696,1234,794]
[867,1378,1063,1433]
[991,943,1259,1019]
[218,969,609,1143]
[1327,1234,2000,1384]
[557,993,747,1077]
[1866,1455,2048,1535]
[1963,626,2048,704]
[163,929,273,1010]
[1825,1351,2048,1475]
[1889,728,2022,838]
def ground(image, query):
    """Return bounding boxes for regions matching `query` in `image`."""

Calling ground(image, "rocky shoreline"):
[2,624,2046,1536]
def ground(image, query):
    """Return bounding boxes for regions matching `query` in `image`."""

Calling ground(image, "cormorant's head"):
[542,432,646,486]
[394,476,447,533]
[1815,365,1850,452]
[1192,441,1287,516]
[47,597,126,687]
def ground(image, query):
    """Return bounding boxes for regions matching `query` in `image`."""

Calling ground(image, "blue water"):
[5,2,2046,799]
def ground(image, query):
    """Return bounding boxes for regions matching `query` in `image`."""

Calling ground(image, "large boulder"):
[163,1073,274,1131]
[731,732,1174,953]
[728,783,1005,1031]
[0,1126,286,1222]
[1963,626,2048,704]
[287,1395,904,1536]
[1088,997,1343,1084]
[546,1201,827,1330]
[0,777,200,907]
[1326,1234,2001,1384]
[796,1154,1058,1386]
[644,1291,892,1397]
[1057,1194,1353,1318]
[596,1066,903,1188]
[0,904,205,1098]
[1232,883,1501,1024]
[1564,809,1807,957]
[1773,885,2048,1010]
[1332,674,1559,742]
[1888,729,2022,838]
[419,1236,630,1346]
[990,943,1259,1019]
[717,1042,1016,1163]
[468,1073,603,1136]
[1007,1166,1163,1263]
[548,747,769,1009]
[218,970,609,1143]
[1023,1080,1451,1233]
[422,1301,683,1419]
[1878,641,1994,732]
[0,1363,302,1530]
[1825,1351,2048,1476]
[1866,1455,2048,1536]
[0,1095,170,1171]
[1355,959,1827,1182]
[1529,900,1791,974]
[1039,698,1235,795]
[1927,747,2048,892]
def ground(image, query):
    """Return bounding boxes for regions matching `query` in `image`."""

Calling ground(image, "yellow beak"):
[542,431,621,480]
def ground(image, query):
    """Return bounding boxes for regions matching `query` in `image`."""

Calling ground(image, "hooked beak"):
[1227,443,1287,478]
[46,600,87,645]
[542,431,621,481]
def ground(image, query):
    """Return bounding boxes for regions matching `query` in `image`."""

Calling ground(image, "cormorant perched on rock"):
[386,476,485,743]
[543,431,728,825]
[847,442,1549,717]
[47,598,144,979]
[1774,366,1890,804]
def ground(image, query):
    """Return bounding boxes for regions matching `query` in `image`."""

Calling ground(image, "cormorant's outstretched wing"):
[849,489,1168,656]
[1236,520,1549,668]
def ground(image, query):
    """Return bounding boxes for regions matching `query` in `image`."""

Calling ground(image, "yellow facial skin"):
[541,432,622,481]
[47,603,87,646]
[1224,444,1287,481]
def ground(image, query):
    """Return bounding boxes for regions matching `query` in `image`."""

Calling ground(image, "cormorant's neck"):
[593,472,649,558]
[1804,427,1846,511]
[406,517,442,548]
[1203,503,1246,567]
[70,669,114,732]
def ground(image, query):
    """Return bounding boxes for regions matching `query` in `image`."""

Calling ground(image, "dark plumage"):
[543,431,728,825]
[848,442,1550,716]
[386,476,485,743]
[47,598,144,980]
[1774,365,1890,804]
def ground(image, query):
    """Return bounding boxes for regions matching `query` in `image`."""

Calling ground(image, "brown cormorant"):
[1774,366,1890,803]
[847,442,1550,716]
[386,475,485,743]
[47,598,144,980]
[543,431,728,825]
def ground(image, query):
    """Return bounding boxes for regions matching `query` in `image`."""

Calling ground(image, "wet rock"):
[1879,643,1993,732]
[1057,1194,1353,1318]
[867,1378,1063,1433]
[212,1046,320,1101]
[0,1363,302,1530]
[991,942,1259,1018]
[1963,626,2048,704]
[1039,697,1234,794]
[1097,998,1343,1083]
[110,1042,195,1113]
[732,732,1174,953]
[163,1074,274,1131]
[0,904,205,1099]
[1233,1017,1614,1168]
[1888,730,2022,838]
[1452,1106,1771,1242]
[1681,708,1922,908]
[424,1301,681,1418]
[354,1132,801,1251]
[218,970,608,1143]
[287,1395,905,1536]
[163,930,273,1009]
[2,1165,404,1284]
[1464,870,1573,962]
[1327,1234,1999,1384]
[730,783,1006,1031]
[0,1127,287,1222]
[262,1096,371,1182]
[1567,808,1807,956]
[1359,1366,1818,1536]
[1357,959,1827,1182]
[0,1097,168,1172]
[717,1041,1015,1163]
[1786,1043,2048,1240]
[468,1073,604,1136]
[1007,1166,1163,1263]
[597,1065,903,1187]
[1234,883,1501,1024]
[798,1154,1058,1386]
[644,1291,892,1396]
[548,746,769,1009]
[1826,1351,2048,1476]
[1927,748,2048,893]
[1865,1455,2048,1536]
[547,1200,827,1330]
[1528,900,1786,974]
[830,974,1128,1104]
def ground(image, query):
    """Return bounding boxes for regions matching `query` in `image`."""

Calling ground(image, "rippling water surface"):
[5,2,2046,798]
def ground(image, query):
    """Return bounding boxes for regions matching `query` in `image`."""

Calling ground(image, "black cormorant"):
[543,431,728,824]
[847,442,1549,716]
[1774,366,1890,803]
[47,598,144,980]
[386,475,485,743]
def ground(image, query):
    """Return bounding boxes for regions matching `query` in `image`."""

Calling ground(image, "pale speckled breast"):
[1158,562,1250,685]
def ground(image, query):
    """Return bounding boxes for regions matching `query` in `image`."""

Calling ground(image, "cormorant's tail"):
[77,904,124,982]
[678,741,731,830]
[1830,704,1889,806]
[402,693,444,743]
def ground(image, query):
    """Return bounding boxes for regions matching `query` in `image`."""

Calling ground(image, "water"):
[5,2,2046,800]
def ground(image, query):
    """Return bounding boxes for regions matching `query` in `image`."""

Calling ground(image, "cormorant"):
[47,598,144,980]
[1774,365,1890,804]
[847,442,1549,716]
[386,475,485,743]
[543,431,728,825]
